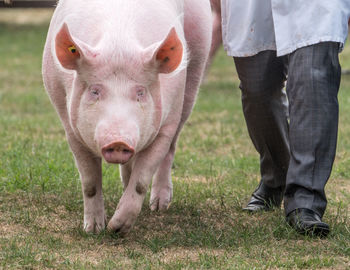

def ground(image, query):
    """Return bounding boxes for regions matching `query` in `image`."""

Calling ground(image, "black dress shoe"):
[243,182,284,212]
[286,208,330,237]
[243,194,275,212]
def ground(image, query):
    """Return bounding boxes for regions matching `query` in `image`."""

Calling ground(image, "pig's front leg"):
[107,126,177,234]
[67,135,106,233]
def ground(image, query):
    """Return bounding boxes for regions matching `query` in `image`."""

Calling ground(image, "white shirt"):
[221,0,350,57]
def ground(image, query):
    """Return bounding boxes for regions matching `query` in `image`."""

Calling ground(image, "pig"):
[42,0,212,234]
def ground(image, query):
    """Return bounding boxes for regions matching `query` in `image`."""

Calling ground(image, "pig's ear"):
[145,28,184,74]
[55,23,85,70]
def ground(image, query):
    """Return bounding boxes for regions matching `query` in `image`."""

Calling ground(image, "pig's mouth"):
[101,141,135,164]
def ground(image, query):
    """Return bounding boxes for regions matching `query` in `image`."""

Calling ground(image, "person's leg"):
[284,42,341,236]
[233,50,290,211]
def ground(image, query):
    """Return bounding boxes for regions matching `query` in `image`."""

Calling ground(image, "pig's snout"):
[101,142,134,164]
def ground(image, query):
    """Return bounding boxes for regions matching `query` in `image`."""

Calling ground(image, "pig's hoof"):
[107,210,138,235]
[84,213,106,233]
[150,187,173,211]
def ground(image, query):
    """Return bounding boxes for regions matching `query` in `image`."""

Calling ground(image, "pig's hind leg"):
[149,61,205,212]
[120,162,132,190]
[150,143,175,211]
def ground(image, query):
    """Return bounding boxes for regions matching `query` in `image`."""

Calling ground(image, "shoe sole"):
[296,223,330,237]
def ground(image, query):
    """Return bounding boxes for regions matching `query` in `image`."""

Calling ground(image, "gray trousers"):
[233,42,341,217]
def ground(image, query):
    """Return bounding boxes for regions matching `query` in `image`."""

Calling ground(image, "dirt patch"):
[33,204,77,232]
[175,175,214,184]
[159,247,226,264]
[0,222,29,238]
[61,246,129,267]
[0,192,79,239]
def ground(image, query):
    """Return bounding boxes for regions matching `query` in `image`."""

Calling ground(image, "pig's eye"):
[136,86,146,102]
[91,89,100,96]
[88,85,102,101]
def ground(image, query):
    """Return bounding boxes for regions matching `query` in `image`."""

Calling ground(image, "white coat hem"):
[276,36,346,57]
[224,44,277,57]
[224,37,346,58]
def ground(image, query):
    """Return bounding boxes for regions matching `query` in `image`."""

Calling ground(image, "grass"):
[1,9,350,269]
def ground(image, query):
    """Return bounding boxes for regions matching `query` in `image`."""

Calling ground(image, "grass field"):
[1,9,350,270]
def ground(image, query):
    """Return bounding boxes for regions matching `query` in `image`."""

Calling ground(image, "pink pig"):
[42,0,212,234]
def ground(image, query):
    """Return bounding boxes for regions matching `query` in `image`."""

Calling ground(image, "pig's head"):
[54,23,184,164]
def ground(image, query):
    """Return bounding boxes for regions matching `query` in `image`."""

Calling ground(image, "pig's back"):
[49,0,185,49]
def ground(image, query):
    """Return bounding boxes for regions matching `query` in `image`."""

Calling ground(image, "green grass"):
[1,10,350,269]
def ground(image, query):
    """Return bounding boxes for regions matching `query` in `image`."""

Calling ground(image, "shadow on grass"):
[69,196,350,253]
